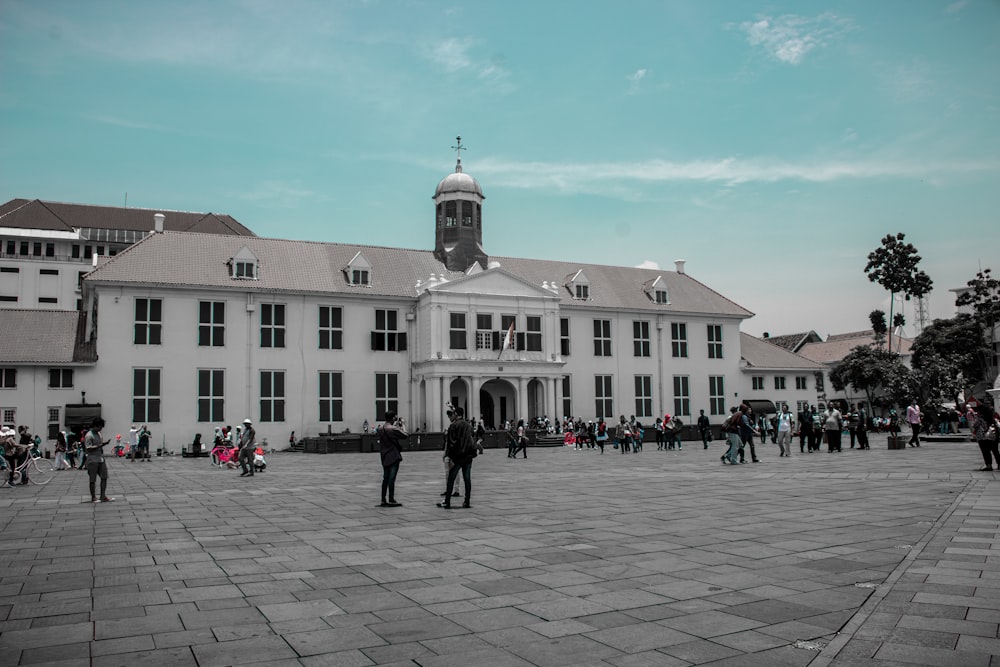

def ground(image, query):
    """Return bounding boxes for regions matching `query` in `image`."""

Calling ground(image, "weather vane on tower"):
[451,135,466,173]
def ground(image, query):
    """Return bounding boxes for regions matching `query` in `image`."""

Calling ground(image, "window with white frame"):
[0,369,16,388]
[708,375,725,415]
[707,324,723,359]
[525,316,542,352]
[476,313,493,350]
[133,368,161,423]
[774,376,787,390]
[2,407,15,427]
[47,406,60,440]
[673,375,691,417]
[633,320,651,357]
[48,368,73,388]
[197,369,225,422]
[595,375,613,419]
[260,303,286,348]
[560,318,570,356]
[671,322,688,358]
[198,301,225,347]
[372,309,406,351]
[593,319,612,357]
[752,376,764,390]
[318,306,343,350]
[634,375,652,418]
[319,371,343,422]
[797,400,809,415]
[449,312,467,350]
[260,370,285,422]
[134,298,162,345]
[375,372,398,420]
[796,376,808,390]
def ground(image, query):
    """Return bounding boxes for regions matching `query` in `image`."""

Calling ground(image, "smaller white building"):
[737,332,823,417]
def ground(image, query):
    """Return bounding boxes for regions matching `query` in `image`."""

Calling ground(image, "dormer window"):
[565,269,590,301]
[229,246,259,280]
[344,251,372,287]
[643,275,669,304]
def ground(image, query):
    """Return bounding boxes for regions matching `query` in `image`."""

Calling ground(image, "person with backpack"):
[438,406,476,509]
[595,418,607,453]
[972,403,1000,471]
[616,415,631,454]
[721,406,742,464]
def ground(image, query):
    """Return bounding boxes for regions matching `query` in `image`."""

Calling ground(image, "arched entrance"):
[448,378,470,419]
[527,378,546,421]
[480,379,516,430]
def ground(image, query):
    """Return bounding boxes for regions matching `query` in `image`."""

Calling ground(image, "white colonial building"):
[0,158,834,448]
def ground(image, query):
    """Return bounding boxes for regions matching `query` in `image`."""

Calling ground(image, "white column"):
[470,375,482,424]
[517,376,528,422]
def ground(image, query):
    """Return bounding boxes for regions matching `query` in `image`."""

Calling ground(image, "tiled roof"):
[85,232,755,317]
[0,199,254,237]
[762,331,822,352]
[0,310,90,364]
[739,333,823,370]
[798,330,912,364]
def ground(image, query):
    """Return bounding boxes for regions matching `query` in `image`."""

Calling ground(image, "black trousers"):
[239,447,254,473]
[444,460,471,505]
[382,461,399,502]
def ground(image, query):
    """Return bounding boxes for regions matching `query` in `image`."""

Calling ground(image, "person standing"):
[739,404,761,463]
[798,405,813,453]
[54,430,70,470]
[697,409,711,449]
[654,417,664,451]
[824,402,843,453]
[775,404,794,457]
[721,406,742,464]
[972,404,1000,471]
[438,407,475,509]
[596,418,607,453]
[84,418,113,502]
[137,425,151,461]
[377,410,407,507]
[856,404,870,450]
[616,415,630,454]
[906,398,922,447]
[238,418,256,476]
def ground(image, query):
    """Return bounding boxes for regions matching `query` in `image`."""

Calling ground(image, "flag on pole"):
[498,321,515,359]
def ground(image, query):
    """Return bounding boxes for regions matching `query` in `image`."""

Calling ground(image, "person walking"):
[54,430,70,470]
[512,419,528,458]
[595,418,607,453]
[438,407,475,509]
[654,417,664,450]
[616,415,630,454]
[377,410,408,507]
[775,404,794,457]
[84,418,113,502]
[738,404,761,463]
[721,407,742,464]
[697,409,711,449]
[906,398,922,447]
[799,405,813,453]
[238,418,256,476]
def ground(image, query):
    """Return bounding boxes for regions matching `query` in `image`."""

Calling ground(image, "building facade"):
[71,160,761,447]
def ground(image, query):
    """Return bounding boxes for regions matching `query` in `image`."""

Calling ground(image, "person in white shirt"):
[775,405,795,457]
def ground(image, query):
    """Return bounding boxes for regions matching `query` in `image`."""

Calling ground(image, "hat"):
[243,418,252,425]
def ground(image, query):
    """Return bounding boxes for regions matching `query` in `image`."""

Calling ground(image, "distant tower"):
[433,136,487,271]
[915,294,929,335]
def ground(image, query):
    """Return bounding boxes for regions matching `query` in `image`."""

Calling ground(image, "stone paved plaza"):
[2,433,1000,666]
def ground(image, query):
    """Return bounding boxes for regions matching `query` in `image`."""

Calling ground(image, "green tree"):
[910,314,991,400]
[830,344,910,409]
[869,310,887,347]
[864,233,933,353]
[955,267,1000,379]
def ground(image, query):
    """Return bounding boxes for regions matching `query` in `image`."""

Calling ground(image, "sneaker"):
[436,502,451,509]
[100,497,114,502]
[91,497,98,502]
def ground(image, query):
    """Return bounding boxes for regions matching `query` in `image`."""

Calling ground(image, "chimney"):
[153,213,165,233]
[674,259,686,274]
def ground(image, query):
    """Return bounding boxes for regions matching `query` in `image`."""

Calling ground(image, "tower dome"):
[433,136,487,271]
[435,171,483,197]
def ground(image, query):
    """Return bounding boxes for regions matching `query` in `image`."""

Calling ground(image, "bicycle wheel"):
[28,458,54,485]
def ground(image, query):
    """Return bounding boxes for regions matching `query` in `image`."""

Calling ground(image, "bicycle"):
[1,446,55,487]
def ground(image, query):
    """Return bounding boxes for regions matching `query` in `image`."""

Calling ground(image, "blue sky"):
[2,0,998,338]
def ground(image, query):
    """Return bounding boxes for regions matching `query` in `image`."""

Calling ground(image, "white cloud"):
[635,260,660,270]
[467,154,1000,194]
[739,13,853,65]
[89,115,172,132]
[945,1,968,13]
[239,180,331,206]
[626,68,647,94]
[420,37,513,92]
